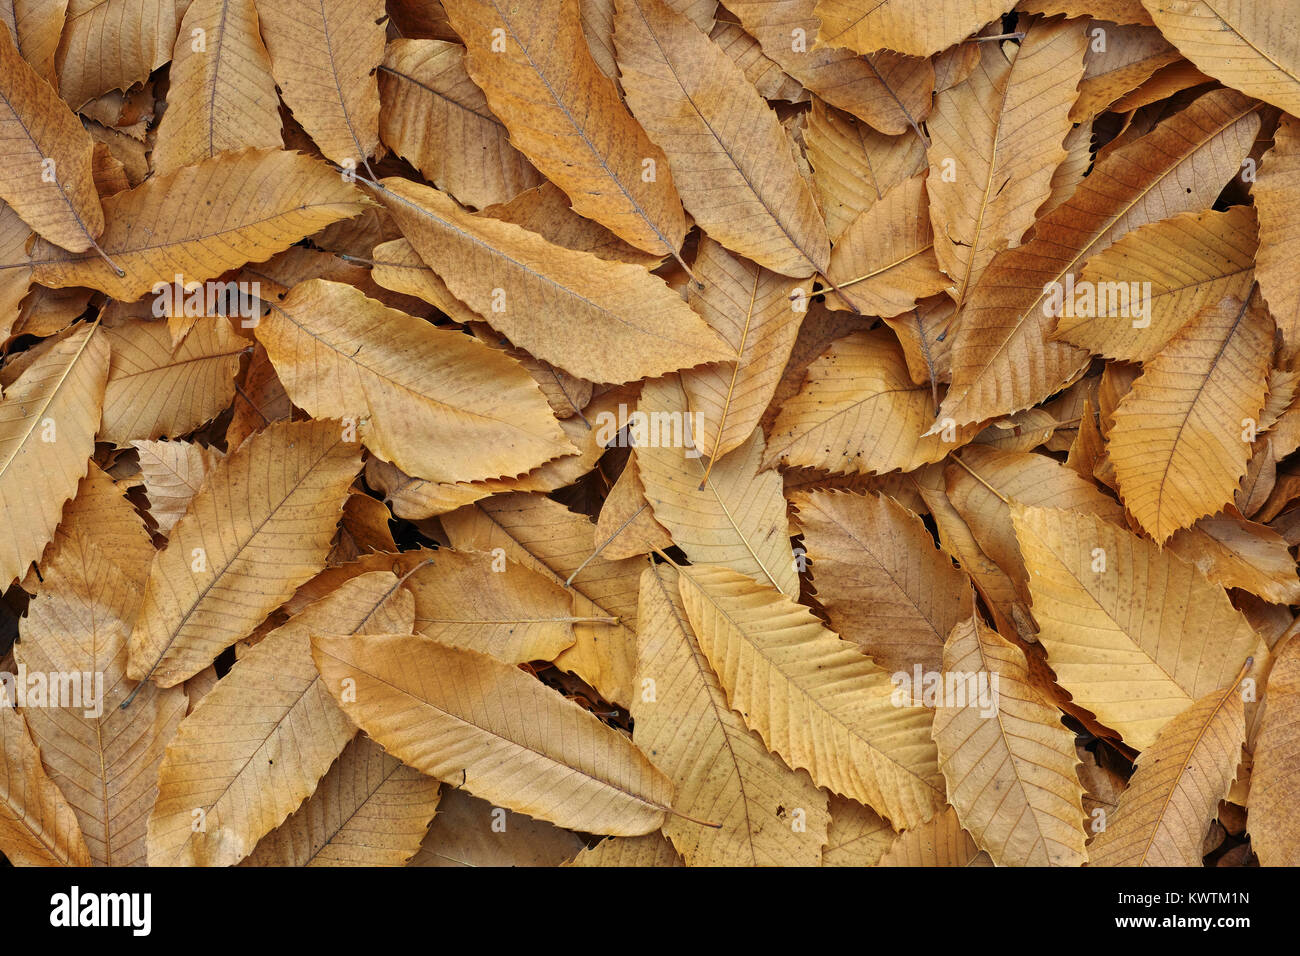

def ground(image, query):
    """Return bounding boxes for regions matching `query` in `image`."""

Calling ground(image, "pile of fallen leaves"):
[0,0,1296,869]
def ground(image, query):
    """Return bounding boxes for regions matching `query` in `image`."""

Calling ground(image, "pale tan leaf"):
[679,241,805,463]
[480,181,662,266]
[1140,0,1300,116]
[804,98,925,244]
[1167,515,1300,605]
[723,0,933,136]
[926,18,1087,307]
[593,456,673,561]
[131,439,223,535]
[825,174,949,318]
[1088,671,1248,866]
[1070,22,1178,120]
[1248,633,1300,866]
[937,88,1260,426]
[822,795,893,866]
[944,444,1125,603]
[876,806,991,866]
[441,492,641,707]
[55,0,175,109]
[56,460,155,585]
[677,564,946,829]
[100,317,243,444]
[409,788,584,866]
[567,832,684,866]
[1056,206,1258,362]
[637,377,798,596]
[18,529,185,866]
[405,549,579,664]
[812,0,1015,58]
[0,699,91,866]
[709,19,806,103]
[1,0,69,79]
[1255,113,1300,348]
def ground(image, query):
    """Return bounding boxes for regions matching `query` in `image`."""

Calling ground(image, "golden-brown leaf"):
[147,571,411,866]
[0,322,108,586]
[439,0,687,257]
[0,21,103,252]
[127,418,361,689]
[634,562,829,865]
[1011,504,1260,751]
[151,0,282,174]
[676,564,946,829]
[1088,669,1248,866]
[311,631,674,835]
[256,0,384,166]
[614,0,829,277]
[375,177,731,383]
[1108,293,1273,542]
[931,616,1088,866]
[258,278,573,484]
